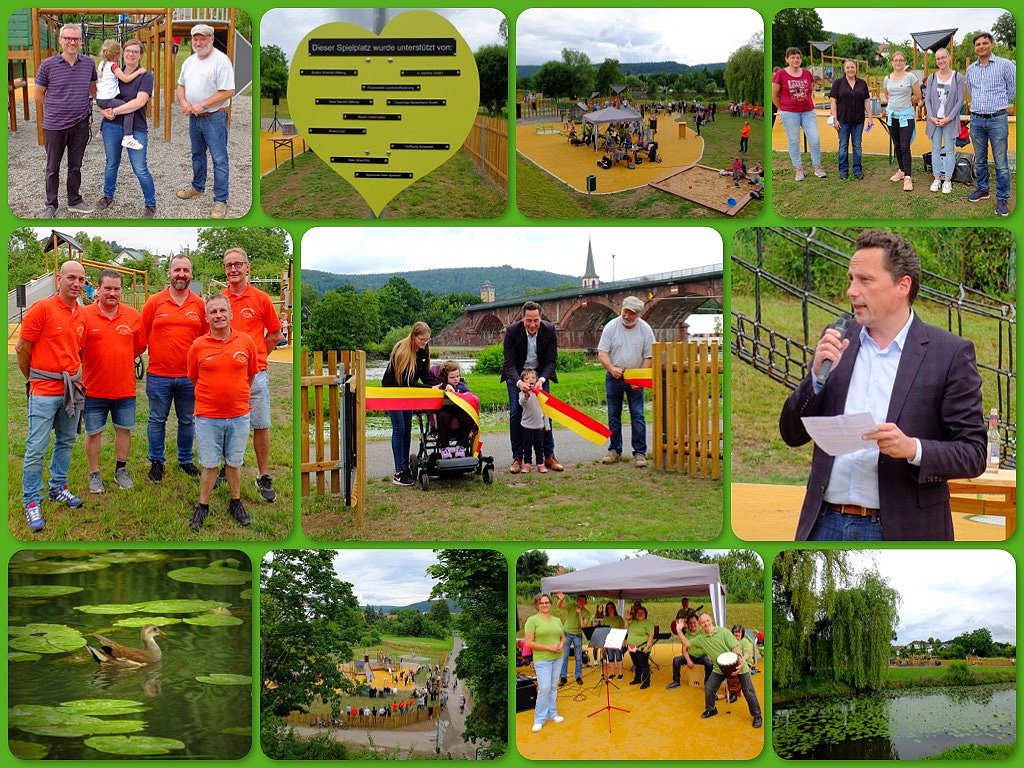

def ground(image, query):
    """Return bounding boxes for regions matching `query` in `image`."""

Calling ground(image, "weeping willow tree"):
[823,572,901,690]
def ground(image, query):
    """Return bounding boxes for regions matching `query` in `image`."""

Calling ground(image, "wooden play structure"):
[40,230,150,310]
[8,8,236,144]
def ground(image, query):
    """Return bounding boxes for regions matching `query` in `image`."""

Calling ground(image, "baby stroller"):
[409,373,494,490]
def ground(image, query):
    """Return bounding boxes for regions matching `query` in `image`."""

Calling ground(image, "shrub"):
[942,662,975,686]
[473,344,505,375]
[556,350,588,372]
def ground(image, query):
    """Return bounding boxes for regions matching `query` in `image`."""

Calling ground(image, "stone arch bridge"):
[432,267,722,349]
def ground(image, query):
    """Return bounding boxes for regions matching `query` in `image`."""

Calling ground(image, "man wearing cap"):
[597,296,655,468]
[15,261,88,532]
[175,23,235,219]
[35,23,97,217]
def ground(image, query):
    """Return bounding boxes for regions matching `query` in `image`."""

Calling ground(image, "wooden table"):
[948,468,1017,537]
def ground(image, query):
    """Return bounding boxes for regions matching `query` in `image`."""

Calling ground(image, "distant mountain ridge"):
[303,266,580,300]
[367,599,461,614]
[517,60,726,79]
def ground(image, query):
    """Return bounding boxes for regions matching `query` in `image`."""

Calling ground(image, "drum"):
[717,651,743,696]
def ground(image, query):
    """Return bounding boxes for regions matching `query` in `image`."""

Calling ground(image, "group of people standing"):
[773,31,1013,215]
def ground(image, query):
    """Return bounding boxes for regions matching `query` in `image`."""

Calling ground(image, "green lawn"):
[7,357,294,541]
[515,112,765,219]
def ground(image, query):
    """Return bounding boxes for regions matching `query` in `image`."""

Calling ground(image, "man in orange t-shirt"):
[15,260,88,532]
[141,254,208,483]
[186,293,258,531]
[81,269,147,494]
[222,247,282,502]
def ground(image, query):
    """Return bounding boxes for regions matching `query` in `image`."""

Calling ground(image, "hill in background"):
[516,60,726,80]
[303,265,579,300]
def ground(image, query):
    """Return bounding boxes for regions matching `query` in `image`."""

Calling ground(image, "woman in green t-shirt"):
[601,602,626,680]
[523,593,566,732]
[624,604,655,689]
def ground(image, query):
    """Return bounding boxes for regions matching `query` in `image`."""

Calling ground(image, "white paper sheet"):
[800,412,878,456]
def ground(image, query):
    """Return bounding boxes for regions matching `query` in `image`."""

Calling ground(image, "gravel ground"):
[7,95,253,220]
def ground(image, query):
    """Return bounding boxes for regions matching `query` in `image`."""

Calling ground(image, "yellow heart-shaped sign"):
[287,11,481,216]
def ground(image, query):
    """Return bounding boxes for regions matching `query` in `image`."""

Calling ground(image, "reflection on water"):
[773,684,1016,760]
[8,550,252,760]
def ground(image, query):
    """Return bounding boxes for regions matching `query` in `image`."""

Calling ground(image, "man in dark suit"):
[779,230,986,541]
[502,300,564,474]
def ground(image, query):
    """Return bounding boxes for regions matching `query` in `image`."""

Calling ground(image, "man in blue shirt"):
[965,32,1015,217]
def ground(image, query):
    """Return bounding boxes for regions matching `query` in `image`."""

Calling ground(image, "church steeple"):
[582,238,599,288]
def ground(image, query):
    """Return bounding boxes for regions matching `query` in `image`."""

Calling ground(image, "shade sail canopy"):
[912,29,957,52]
[810,40,835,52]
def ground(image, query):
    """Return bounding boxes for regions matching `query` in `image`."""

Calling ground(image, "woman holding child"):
[96,38,158,217]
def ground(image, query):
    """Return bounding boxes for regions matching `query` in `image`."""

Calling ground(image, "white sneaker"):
[121,135,143,150]
[794,169,805,181]
[929,179,941,192]
[552,715,565,723]
[532,723,543,733]
[942,180,952,194]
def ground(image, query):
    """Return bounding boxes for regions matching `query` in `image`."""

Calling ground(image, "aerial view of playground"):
[730,226,1016,542]
[7,8,253,220]
[770,8,1016,219]
[514,8,764,219]
[258,8,508,219]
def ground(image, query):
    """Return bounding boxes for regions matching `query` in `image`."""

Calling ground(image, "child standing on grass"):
[731,157,743,187]
[518,369,548,474]
[96,39,146,149]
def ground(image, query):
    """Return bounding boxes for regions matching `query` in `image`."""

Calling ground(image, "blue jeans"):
[559,632,584,681]
[146,374,195,464]
[195,414,250,468]
[837,121,864,177]
[507,380,555,461]
[101,122,156,207]
[970,112,1010,200]
[84,396,136,434]
[389,409,413,473]
[930,121,959,179]
[532,658,560,727]
[23,394,80,506]
[779,109,822,168]
[188,111,229,202]
[606,374,646,455]
[808,508,885,541]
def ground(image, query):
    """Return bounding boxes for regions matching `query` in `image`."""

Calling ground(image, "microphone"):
[818,313,854,383]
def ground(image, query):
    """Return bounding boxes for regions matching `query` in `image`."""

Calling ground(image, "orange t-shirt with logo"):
[186,330,259,418]
[141,288,209,377]
[223,283,281,371]
[81,303,147,399]
[19,294,86,396]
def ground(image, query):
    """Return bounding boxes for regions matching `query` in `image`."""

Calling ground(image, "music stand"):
[586,626,629,732]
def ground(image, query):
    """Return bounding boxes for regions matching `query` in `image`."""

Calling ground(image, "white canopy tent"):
[541,554,727,626]
[582,105,642,130]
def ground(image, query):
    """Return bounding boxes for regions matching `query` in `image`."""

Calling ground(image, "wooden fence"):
[652,341,722,478]
[300,350,366,523]
[462,115,508,187]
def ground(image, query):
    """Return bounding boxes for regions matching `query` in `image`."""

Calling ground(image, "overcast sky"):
[535,549,758,572]
[848,550,1015,644]
[815,8,1008,45]
[516,9,763,65]
[261,8,505,65]
[33,227,202,255]
[332,549,440,606]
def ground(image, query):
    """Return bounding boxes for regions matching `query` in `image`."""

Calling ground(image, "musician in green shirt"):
[680,613,762,728]
[624,604,655,689]
[555,592,592,686]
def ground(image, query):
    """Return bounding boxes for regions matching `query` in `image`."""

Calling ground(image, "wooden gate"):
[300,350,366,524]
[652,341,722,478]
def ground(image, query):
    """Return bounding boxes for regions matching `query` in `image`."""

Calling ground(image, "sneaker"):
[942,180,952,194]
[538,464,548,473]
[813,166,827,178]
[929,179,941,192]
[144,205,156,219]
[453,446,466,458]
[854,173,864,180]
[532,723,543,733]
[189,503,209,531]
[88,471,105,494]
[602,450,621,464]
[523,463,532,473]
[967,188,991,202]
[24,501,45,533]
[633,453,648,468]
[228,498,251,527]
[617,674,623,680]
[889,171,905,182]
[551,715,565,724]
[48,484,83,508]
[903,177,914,192]
[392,469,414,486]
[95,196,113,212]
[666,681,681,689]
[179,462,201,478]
[121,135,143,150]
[753,716,763,728]
[148,460,164,483]
[211,201,227,219]
[440,447,453,459]
[38,204,57,218]
[114,467,133,490]
[558,677,568,687]
[794,169,805,181]
[67,201,94,214]
[838,173,848,180]
[176,186,203,200]
[576,677,583,685]
[995,199,1009,217]
[256,474,277,502]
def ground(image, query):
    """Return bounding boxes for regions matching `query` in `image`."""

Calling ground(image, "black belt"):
[192,108,227,118]
[825,503,879,518]
[970,109,1006,118]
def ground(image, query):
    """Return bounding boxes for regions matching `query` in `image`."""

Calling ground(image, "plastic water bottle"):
[986,408,1000,473]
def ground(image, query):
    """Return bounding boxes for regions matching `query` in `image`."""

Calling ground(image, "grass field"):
[516,113,765,219]
[6,358,294,541]
[771,151,1016,219]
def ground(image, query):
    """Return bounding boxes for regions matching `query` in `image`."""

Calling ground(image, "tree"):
[825,571,900,690]
[428,550,507,757]
[260,44,288,75]
[305,287,381,351]
[993,11,1015,48]
[725,44,764,104]
[428,599,452,629]
[194,227,292,281]
[498,17,508,46]
[374,276,423,334]
[7,227,46,287]
[832,32,878,63]
[561,48,594,99]
[516,550,556,582]
[262,64,288,102]
[710,550,763,603]
[595,58,621,98]
[531,60,573,98]
[772,8,825,66]
[476,44,508,115]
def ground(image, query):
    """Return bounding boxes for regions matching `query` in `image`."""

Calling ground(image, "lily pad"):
[183,614,244,627]
[9,704,66,727]
[9,585,85,598]
[9,651,42,662]
[221,726,251,737]
[58,699,149,716]
[76,719,147,735]
[133,599,230,614]
[8,625,86,654]
[239,589,252,600]
[89,551,169,564]
[195,673,252,686]
[9,740,50,759]
[73,603,141,615]
[84,736,186,756]
[167,566,252,586]
[9,560,111,575]
[113,616,182,628]
[10,623,80,636]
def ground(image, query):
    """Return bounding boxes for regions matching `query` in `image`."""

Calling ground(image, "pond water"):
[773,684,1016,760]
[8,550,252,760]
